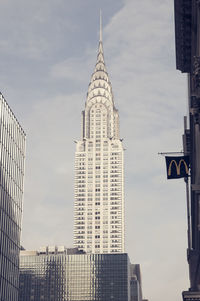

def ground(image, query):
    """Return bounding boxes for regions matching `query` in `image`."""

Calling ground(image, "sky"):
[0,0,189,300]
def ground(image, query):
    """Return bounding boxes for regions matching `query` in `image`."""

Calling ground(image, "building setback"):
[130,264,143,301]
[19,247,130,301]
[73,20,125,254]
[0,93,26,301]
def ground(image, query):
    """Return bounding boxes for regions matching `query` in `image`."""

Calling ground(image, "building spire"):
[97,9,104,64]
[86,11,114,107]
[100,9,102,42]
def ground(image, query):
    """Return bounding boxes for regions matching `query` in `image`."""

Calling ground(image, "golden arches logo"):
[168,159,189,176]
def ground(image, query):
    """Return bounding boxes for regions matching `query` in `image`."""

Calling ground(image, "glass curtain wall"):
[0,93,26,301]
[20,250,130,301]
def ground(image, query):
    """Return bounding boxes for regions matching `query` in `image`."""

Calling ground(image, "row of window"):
[0,275,18,301]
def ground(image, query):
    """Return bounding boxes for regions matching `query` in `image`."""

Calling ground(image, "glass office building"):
[19,247,130,301]
[0,93,26,301]
[74,18,125,255]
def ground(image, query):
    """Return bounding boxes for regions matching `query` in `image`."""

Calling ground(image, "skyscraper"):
[73,20,125,254]
[0,93,26,301]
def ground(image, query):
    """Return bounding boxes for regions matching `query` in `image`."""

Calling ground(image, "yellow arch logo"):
[168,159,189,176]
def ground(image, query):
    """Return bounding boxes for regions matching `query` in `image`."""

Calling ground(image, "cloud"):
[50,56,93,82]
[22,93,83,249]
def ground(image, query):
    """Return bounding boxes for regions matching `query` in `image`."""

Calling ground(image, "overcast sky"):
[0,0,189,300]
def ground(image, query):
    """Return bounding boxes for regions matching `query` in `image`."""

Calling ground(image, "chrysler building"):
[74,20,125,254]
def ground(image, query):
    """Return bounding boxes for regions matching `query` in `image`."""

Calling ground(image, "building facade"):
[174,0,200,300]
[0,93,26,301]
[19,247,130,301]
[73,24,125,254]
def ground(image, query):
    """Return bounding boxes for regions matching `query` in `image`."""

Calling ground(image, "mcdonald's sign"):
[165,156,190,179]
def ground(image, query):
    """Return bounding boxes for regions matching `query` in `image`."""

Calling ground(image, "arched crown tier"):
[86,41,114,108]
[82,28,120,140]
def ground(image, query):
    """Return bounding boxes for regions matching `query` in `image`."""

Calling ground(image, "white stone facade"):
[73,37,125,254]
